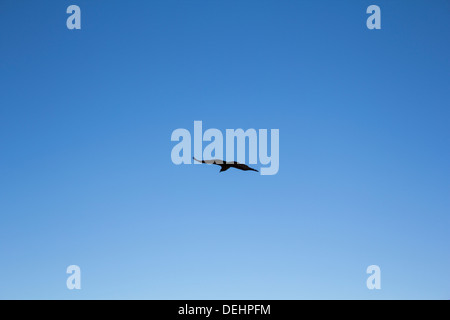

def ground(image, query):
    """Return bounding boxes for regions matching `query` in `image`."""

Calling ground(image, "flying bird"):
[193,157,258,173]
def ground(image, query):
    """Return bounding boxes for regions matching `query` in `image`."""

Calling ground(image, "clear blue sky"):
[0,0,449,299]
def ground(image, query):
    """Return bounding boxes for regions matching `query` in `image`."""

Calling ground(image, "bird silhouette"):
[193,157,258,173]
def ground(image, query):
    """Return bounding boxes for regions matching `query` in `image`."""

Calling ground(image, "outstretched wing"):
[193,157,224,165]
[231,162,259,172]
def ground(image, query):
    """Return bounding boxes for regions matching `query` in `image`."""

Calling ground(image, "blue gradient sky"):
[0,0,449,299]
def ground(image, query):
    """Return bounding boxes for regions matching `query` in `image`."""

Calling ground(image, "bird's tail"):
[193,157,203,163]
